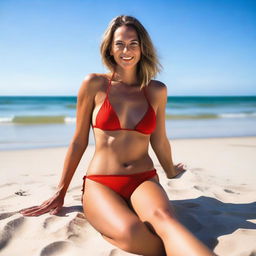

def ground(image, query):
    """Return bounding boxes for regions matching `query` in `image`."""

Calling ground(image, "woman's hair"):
[100,15,162,89]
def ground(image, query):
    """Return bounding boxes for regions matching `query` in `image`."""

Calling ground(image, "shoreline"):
[1,135,256,152]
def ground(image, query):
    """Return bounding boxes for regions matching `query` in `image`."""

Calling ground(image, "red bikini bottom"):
[81,168,158,201]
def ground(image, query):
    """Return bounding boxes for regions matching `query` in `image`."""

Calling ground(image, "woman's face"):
[110,25,141,70]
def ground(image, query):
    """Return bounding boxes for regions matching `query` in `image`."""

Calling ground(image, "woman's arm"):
[20,74,99,216]
[150,82,186,179]
[56,73,98,197]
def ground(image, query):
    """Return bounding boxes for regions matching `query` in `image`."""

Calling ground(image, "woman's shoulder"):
[148,79,166,89]
[82,73,110,87]
[79,73,110,94]
[147,79,167,98]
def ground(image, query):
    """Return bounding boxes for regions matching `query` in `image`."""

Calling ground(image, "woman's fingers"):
[23,206,52,216]
[50,206,62,215]
[169,163,187,179]
[21,207,46,216]
[21,201,63,216]
[167,163,188,179]
[19,192,64,217]
[20,202,55,216]
[20,207,43,215]
[175,162,187,171]
[20,205,39,213]
[20,198,52,214]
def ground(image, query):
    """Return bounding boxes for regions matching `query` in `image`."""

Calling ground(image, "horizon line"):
[0,94,256,97]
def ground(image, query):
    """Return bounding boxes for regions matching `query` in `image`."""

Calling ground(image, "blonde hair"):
[100,15,162,90]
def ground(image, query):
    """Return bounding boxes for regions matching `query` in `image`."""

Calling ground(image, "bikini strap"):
[106,72,115,97]
[143,86,150,103]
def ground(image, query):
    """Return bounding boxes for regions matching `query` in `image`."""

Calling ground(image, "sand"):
[0,137,255,256]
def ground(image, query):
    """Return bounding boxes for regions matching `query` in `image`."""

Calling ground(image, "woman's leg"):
[82,178,166,256]
[129,177,215,256]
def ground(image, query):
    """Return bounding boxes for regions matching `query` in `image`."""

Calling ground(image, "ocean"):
[0,96,256,150]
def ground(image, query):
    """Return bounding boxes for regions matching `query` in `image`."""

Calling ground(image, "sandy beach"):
[0,137,255,256]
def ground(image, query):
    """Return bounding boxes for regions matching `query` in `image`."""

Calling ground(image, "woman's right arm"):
[20,74,99,216]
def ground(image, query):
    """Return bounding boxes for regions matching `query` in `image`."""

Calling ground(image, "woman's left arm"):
[150,82,186,179]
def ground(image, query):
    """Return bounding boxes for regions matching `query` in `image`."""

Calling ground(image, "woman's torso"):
[86,73,158,176]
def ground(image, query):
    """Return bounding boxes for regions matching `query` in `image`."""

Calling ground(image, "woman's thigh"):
[82,179,141,239]
[129,177,176,228]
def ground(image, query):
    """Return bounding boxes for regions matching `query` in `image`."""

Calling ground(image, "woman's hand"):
[19,191,64,216]
[166,163,187,179]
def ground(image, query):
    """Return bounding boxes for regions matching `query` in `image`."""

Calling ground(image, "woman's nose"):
[123,46,129,53]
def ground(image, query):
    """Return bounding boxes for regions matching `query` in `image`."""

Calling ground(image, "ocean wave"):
[219,112,256,118]
[65,104,77,109]
[0,117,14,123]
[1,111,256,124]
[166,114,219,120]
[64,117,76,123]
[0,115,76,124]
[166,112,256,120]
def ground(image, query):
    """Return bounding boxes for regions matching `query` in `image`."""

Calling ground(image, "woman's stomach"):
[86,131,154,175]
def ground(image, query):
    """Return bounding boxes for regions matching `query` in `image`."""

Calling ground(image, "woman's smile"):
[110,25,141,69]
[121,56,134,61]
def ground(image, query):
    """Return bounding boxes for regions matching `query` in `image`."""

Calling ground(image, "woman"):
[20,15,214,256]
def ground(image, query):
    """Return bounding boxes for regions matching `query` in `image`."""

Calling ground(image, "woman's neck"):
[113,67,138,86]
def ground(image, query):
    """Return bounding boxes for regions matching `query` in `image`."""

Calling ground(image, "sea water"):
[0,96,255,150]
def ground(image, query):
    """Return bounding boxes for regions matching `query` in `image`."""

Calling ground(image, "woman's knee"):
[149,207,177,232]
[152,207,176,221]
[115,220,144,250]
[104,216,166,256]
[148,207,177,236]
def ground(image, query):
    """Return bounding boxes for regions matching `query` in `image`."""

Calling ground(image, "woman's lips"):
[121,56,134,61]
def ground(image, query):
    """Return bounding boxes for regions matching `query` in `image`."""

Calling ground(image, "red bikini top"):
[92,73,156,134]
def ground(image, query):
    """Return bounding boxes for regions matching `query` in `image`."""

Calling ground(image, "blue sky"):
[0,0,255,96]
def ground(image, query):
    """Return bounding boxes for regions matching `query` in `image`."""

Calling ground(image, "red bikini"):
[81,169,158,202]
[92,72,156,134]
[82,73,158,202]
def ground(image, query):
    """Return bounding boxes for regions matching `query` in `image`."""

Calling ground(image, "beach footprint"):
[42,212,87,234]
[0,211,17,220]
[42,216,60,232]
[39,241,75,256]
[223,188,240,195]
[193,185,209,192]
[109,248,136,256]
[0,216,25,250]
